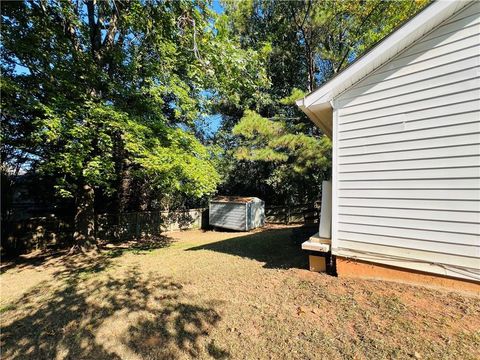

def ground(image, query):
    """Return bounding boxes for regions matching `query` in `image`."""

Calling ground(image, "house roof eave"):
[296,0,470,126]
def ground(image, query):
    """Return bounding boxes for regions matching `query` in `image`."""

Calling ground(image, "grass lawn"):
[1,225,479,360]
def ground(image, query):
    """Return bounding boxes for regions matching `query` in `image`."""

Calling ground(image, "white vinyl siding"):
[332,2,480,281]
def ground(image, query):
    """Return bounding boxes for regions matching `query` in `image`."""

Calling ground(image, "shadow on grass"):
[0,250,64,275]
[1,236,228,359]
[0,235,173,276]
[102,234,174,258]
[188,225,317,270]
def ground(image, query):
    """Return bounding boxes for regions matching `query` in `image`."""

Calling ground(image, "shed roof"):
[211,196,261,204]
[296,0,471,136]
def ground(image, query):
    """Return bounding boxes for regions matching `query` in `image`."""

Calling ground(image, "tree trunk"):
[73,183,96,251]
[118,158,131,213]
[306,46,315,92]
[113,132,131,213]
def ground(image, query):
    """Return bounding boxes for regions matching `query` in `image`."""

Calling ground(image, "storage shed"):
[209,196,265,231]
[297,0,480,290]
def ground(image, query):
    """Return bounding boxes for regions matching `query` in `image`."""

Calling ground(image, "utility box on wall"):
[209,196,265,231]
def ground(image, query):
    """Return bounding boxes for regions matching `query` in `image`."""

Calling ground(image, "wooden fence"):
[2,208,207,253]
[2,215,74,253]
[96,208,207,241]
[265,204,319,225]
[2,204,318,254]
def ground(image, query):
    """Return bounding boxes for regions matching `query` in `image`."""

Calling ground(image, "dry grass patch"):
[1,225,479,359]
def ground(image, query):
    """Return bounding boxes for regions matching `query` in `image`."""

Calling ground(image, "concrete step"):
[301,239,330,253]
[309,232,331,244]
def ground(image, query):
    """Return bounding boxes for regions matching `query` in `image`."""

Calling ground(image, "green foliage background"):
[214,0,428,205]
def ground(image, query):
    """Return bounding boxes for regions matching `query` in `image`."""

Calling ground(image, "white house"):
[297,0,479,290]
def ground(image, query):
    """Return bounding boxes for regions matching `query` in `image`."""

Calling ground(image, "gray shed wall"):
[249,201,265,229]
[209,199,265,231]
[209,202,247,231]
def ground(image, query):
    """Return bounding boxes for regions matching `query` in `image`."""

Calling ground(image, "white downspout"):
[319,180,332,239]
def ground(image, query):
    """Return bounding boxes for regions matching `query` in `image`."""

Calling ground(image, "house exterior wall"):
[331,2,480,282]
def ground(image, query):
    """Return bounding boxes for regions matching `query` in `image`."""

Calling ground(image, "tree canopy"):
[214,0,428,205]
[1,0,268,247]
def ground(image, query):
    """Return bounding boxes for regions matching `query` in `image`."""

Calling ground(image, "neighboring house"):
[297,0,479,291]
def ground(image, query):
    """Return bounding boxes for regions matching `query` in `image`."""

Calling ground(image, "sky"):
[204,115,222,136]
[204,0,225,136]
[212,0,224,14]
[197,114,223,137]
